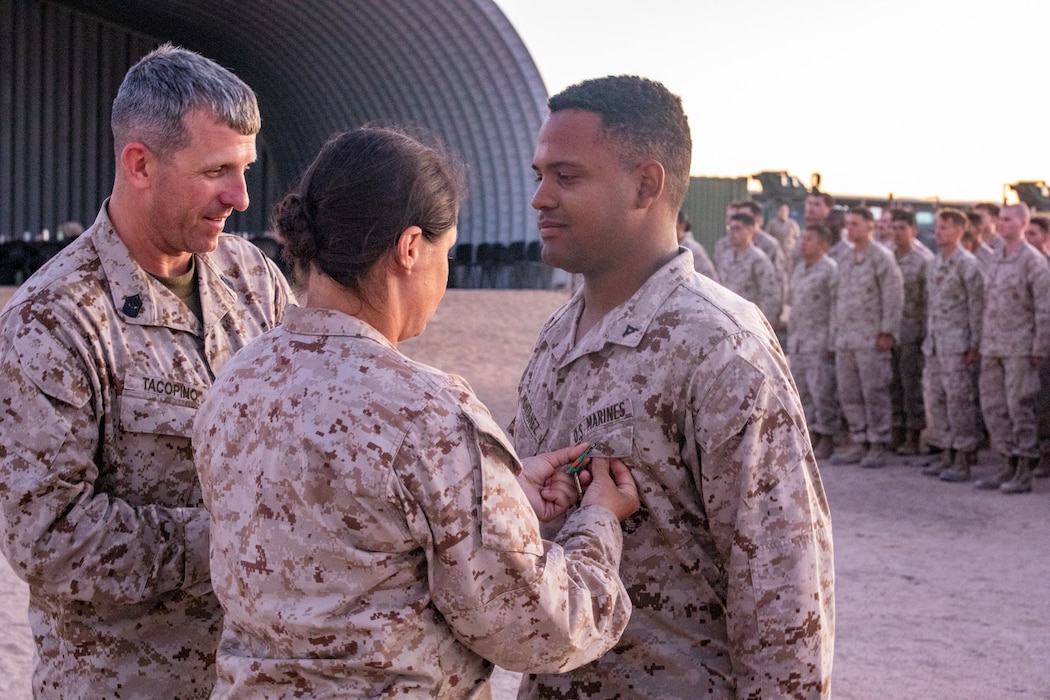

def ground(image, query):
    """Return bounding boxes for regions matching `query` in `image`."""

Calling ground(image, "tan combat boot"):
[1033,453,1050,479]
[939,449,974,483]
[922,448,953,477]
[831,441,867,465]
[813,434,835,460]
[889,425,906,452]
[860,442,889,469]
[896,429,921,456]
[1000,457,1034,494]
[975,455,1017,490]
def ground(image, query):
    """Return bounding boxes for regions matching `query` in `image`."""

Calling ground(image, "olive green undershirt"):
[150,257,202,322]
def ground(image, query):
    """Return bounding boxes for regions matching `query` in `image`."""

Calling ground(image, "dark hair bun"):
[272,192,317,266]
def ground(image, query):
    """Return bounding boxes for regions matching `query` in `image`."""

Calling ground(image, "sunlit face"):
[403,226,456,341]
[726,220,754,250]
[973,208,996,235]
[531,109,640,275]
[1025,222,1049,253]
[996,208,1026,243]
[799,227,827,263]
[877,211,894,240]
[146,109,256,258]
[891,219,915,250]
[934,216,963,251]
[805,195,830,224]
[725,204,739,226]
[845,213,874,245]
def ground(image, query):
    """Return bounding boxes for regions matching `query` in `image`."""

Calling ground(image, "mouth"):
[204,213,231,229]
[537,219,566,237]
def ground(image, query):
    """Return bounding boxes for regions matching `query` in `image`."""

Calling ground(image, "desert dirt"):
[0,286,1047,699]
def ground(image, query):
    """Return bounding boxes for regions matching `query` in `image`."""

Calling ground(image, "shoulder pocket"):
[694,355,765,453]
[465,406,544,558]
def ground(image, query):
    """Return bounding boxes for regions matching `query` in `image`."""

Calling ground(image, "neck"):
[578,245,677,339]
[107,193,194,277]
[306,269,399,346]
[938,241,958,257]
[1003,236,1024,254]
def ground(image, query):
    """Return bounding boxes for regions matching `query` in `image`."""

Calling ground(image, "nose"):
[531,176,553,211]
[222,170,251,212]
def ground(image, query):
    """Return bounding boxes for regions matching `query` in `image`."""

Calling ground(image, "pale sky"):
[494,0,1050,203]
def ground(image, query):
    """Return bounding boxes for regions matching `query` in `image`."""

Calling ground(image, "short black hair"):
[549,76,692,211]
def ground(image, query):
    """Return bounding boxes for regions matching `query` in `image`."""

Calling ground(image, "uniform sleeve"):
[879,254,905,340]
[756,256,784,325]
[0,302,209,605]
[964,259,984,351]
[696,246,720,283]
[393,394,631,674]
[1030,256,1050,357]
[689,336,834,698]
[829,265,841,351]
[264,255,297,317]
[827,265,839,353]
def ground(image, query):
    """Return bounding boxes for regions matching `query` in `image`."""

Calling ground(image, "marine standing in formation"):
[973,203,1050,493]
[888,209,935,456]
[787,222,840,461]
[920,208,985,481]
[715,211,784,325]
[830,206,904,468]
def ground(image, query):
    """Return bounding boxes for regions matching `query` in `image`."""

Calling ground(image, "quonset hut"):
[1,0,551,287]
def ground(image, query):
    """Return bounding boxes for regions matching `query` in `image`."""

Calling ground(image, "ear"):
[394,226,425,273]
[119,142,154,190]
[635,160,665,209]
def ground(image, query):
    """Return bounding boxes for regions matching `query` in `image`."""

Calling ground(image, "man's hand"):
[875,332,895,352]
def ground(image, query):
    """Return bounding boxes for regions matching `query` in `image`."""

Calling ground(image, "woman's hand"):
[518,443,592,522]
[517,443,639,522]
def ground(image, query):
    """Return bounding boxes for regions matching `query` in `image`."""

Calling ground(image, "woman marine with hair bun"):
[193,126,640,697]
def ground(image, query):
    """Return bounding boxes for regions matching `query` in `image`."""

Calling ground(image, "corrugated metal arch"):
[48,0,550,246]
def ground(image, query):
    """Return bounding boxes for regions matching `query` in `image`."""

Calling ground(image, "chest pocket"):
[119,373,206,438]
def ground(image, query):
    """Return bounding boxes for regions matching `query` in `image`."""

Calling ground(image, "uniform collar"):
[92,201,239,336]
[282,305,396,351]
[549,249,693,367]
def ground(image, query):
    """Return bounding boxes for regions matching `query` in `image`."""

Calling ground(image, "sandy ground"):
[1,287,1048,699]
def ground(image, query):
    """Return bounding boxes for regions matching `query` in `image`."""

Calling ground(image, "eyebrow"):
[532,160,583,172]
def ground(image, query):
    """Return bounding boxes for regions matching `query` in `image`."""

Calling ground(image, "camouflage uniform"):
[510,252,834,699]
[787,255,839,437]
[0,204,293,699]
[891,241,935,434]
[679,234,719,282]
[831,243,904,445]
[975,233,1006,269]
[978,242,1050,459]
[827,238,853,264]
[767,216,801,259]
[714,243,783,325]
[194,306,632,698]
[1038,251,1050,461]
[717,230,786,286]
[922,246,984,452]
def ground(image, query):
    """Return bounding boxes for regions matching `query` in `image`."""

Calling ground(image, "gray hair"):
[111,43,260,159]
